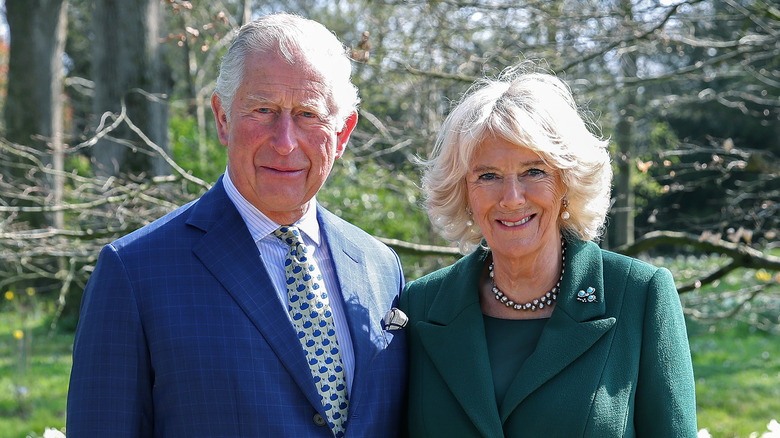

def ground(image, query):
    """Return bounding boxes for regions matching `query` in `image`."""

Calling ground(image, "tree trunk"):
[612,101,636,247]
[3,0,68,228]
[91,0,170,177]
[609,0,638,248]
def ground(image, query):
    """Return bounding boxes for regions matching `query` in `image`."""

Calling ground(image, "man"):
[67,13,407,437]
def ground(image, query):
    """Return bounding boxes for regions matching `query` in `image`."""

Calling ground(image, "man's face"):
[212,49,356,225]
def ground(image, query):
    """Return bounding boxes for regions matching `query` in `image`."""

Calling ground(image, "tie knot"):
[274,225,306,252]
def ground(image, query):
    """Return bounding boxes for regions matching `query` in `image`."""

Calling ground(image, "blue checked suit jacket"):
[67,177,408,437]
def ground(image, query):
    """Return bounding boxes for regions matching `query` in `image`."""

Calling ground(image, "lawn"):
[0,308,70,438]
[1,278,779,437]
[689,318,780,437]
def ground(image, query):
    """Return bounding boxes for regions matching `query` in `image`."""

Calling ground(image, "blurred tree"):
[610,0,640,248]
[0,24,7,127]
[162,0,243,184]
[2,0,68,228]
[619,0,780,245]
[0,0,778,325]
[90,0,171,176]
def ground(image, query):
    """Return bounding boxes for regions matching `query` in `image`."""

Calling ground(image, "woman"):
[401,68,697,437]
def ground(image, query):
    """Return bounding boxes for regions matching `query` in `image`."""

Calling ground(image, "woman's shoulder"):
[599,246,667,279]
[591,243,677,304]
[406,247,486,289]
[404,263,454,292]
[570,239,662,276]
[401,247,487,312]
[402,259,462,309]
[570,240,673,292]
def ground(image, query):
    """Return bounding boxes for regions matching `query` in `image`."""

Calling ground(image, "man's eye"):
[301,111,317,118]
[256,108,273,114]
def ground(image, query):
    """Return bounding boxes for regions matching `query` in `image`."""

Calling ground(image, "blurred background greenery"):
[1,0,778,436]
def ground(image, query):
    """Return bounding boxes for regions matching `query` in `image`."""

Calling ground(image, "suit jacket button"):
[313,413,327,427]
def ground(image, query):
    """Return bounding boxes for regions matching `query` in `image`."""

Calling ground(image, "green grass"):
[0,310,70,438]
[689,319,780,437]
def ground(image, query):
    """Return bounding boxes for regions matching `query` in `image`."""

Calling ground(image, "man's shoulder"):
[111,181,230,251]
[111,198,199,250]
[316,205,395,254]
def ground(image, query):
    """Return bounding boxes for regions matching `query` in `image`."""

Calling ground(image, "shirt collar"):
[222,169,322,246]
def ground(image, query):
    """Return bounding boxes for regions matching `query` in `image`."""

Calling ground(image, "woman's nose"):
[499,177,526,208]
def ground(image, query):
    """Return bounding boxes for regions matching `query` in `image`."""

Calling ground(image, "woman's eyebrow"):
[470,160,547,172]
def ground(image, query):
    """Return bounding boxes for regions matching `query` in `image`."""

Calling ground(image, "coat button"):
[313,413,327,427]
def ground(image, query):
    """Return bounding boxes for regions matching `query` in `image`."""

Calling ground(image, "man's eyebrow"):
[242,93,331,114]
[242,94,276,105]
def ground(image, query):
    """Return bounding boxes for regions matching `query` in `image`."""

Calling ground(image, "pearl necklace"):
[490,238,566,312]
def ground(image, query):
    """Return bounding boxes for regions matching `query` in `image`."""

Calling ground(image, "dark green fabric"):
[483,316,548,407]
[400,239,698,438]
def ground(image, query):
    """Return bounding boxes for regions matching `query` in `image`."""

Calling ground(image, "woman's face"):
[466,137,565,263]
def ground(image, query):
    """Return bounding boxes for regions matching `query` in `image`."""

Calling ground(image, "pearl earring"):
[466,207,474,227]
[561,199,570,220]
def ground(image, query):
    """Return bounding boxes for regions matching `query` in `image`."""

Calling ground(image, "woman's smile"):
[498,214,534,227]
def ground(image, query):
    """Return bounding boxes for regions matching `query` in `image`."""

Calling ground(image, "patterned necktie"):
[274,226,348,437]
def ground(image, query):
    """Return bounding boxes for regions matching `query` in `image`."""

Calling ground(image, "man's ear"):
[212,93,230,146]
[335,112,358,159]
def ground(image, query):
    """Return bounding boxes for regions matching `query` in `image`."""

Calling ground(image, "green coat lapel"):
[416,248,504,438]
[415,240,618,433]
[500,239,616,421]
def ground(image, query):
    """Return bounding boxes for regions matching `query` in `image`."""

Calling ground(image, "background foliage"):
[0,0,779,436]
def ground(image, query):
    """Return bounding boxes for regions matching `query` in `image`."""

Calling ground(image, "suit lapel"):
[316,207,383,412]
[187,181,324,414]
[499,239,616,421]
[416,248,504,438]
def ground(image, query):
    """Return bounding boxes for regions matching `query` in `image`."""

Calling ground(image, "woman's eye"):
[478,173,497,181]
[527,168,546,177]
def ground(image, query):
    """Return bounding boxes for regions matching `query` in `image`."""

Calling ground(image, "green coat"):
[400,239,697,437]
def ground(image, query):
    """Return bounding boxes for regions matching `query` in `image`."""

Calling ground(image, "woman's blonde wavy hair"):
[422,66,612,254]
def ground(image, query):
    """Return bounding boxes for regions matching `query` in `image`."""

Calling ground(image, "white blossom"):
[43,428,66,438]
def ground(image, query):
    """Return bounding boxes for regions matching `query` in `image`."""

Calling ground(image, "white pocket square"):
[382,307,408,331]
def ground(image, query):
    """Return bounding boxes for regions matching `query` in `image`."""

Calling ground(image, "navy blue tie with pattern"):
[274,225,348,437]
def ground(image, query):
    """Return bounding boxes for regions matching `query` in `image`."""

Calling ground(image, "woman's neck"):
[479,239,565,320]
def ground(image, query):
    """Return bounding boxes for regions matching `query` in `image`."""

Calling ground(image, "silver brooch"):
[576,287,597,303]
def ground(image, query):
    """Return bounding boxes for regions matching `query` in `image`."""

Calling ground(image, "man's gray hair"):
[214,12,360,129]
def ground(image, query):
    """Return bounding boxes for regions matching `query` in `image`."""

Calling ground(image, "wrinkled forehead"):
[245,48,338,108]
[274,44,343,81]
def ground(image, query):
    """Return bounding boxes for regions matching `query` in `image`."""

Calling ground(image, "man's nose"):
[270,113,297,155]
